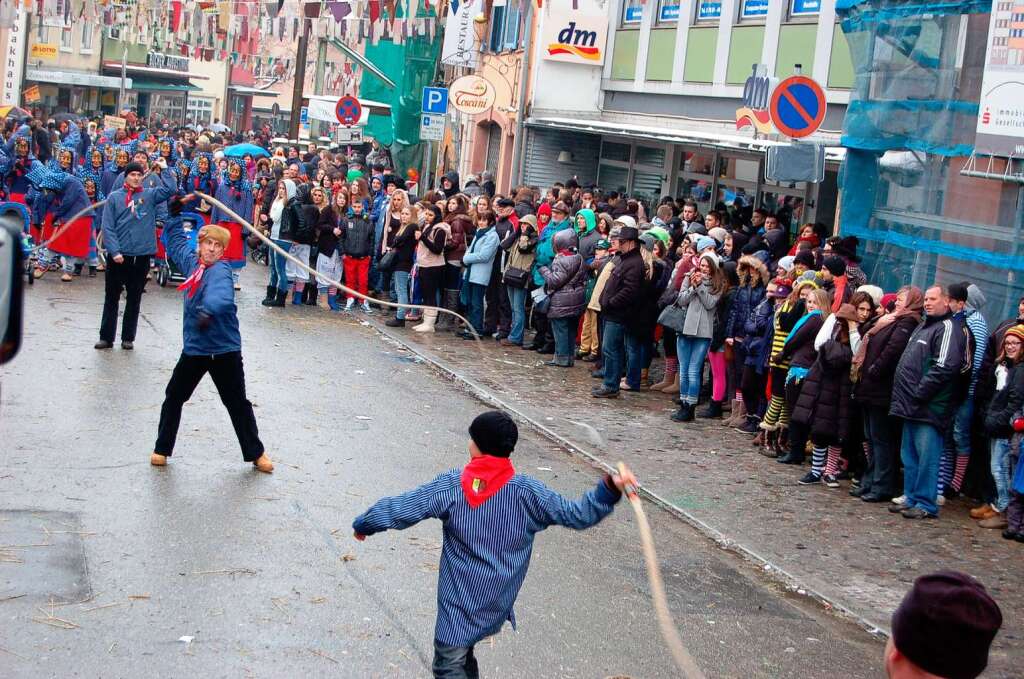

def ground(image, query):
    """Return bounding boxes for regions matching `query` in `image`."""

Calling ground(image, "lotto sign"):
[769,76,826,139]
[335,96,362,126]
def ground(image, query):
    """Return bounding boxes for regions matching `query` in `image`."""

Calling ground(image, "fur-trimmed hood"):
[737,254,770,287]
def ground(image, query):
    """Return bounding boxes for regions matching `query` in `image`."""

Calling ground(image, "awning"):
[101,62,209,80]
[26,68,129,89]
[228,85,279,97]
[130,79,200,93]
[526,116,846,161]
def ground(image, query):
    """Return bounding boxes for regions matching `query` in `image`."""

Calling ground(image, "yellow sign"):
[22,85,40,104]
[30,44,58,61]
[103,115,127,130]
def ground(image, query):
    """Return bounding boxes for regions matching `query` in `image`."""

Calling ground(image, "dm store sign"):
[542,12,609,66]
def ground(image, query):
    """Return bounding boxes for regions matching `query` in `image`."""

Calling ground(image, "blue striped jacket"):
[352,470,621,647]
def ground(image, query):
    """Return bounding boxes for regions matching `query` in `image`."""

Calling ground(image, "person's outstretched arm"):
[527,474,626,531]
[352,471,456,539]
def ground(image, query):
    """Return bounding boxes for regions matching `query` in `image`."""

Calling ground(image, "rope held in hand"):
[191,191,482,340]
[618,462,706,679]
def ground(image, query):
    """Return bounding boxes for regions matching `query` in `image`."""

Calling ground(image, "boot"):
[253,454,274,474]
[639,368,650,390]
[292,286,303,305]
[327,293,341,311]
[318,291,330,309]
[697,399,723,419]
[724,400,746,427]
[413,308,438,333]
[670,403,694,422]
[661,371,680,394]
[261,285,276,305]
[304,286,317,306]
[267,289,287,307]
[651,358,677,391]
[436,292,456,331]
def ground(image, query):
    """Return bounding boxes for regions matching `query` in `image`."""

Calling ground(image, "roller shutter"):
[523,126,601,190]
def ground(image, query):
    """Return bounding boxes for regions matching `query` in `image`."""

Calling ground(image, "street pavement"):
[0,267,891,678]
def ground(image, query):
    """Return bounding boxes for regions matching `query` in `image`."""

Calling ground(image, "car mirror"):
[0,210,25,365]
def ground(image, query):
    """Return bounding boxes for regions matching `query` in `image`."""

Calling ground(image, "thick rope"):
[618,462,706,679]
[191,191,482,339]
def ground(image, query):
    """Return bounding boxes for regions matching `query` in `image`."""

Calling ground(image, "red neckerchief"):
[460,455,515,509]
[177,263,207,298]
[229,180,242,201]
[123,184,142,206]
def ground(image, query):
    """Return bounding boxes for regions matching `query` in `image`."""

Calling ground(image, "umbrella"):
[0,105,30,119]
[223,143,270,159]
[52,112,79,124]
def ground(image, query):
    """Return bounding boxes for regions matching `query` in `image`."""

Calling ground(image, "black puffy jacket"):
[791,335,854,443]
[983,361,1024,439]
[889,312,967,430]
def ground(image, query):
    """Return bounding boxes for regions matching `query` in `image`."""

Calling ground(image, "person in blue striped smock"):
[352,410,638,678]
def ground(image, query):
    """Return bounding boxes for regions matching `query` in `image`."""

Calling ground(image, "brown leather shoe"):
[979,513,1008,529]
[150,452,167,466]
[970,504,997,520]
[253,454,274,474]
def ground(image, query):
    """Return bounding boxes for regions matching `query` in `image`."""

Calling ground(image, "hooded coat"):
[725,255,769,339]
[791,324,854,442]
[532,216,573,287]
[441,171,460,198]
[540,229,587,319]
[575,209,601,265]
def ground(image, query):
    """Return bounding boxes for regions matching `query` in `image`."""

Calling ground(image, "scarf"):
[123,183,141,206]
[851,286,924,380]
[783,310,821,385]
[177,263,206,298]
[460,455,515,509]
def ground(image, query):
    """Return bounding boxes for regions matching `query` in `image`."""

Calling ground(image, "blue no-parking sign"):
[769,76,826,139]
[422,87,449,115]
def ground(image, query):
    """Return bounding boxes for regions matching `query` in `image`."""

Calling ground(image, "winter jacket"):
[540,234,587,320]
[977,316,1024,409]
[339,213,375,258]
[588,257,615,313]
[164,211,241,356]
[502,221,538,274]
[314,206,340,255]
[575,209,600,264]
[776,312,825,370]
[385,221,418,273]
[417,222,450,268]
[669,279,720,339]
[890,312,967,430]
[791,330,854,442]
[983,361,1024,439]
[532,218,572,287]
[100,170,177,258]
[744,297,776,372]
[462,225,500,286]
[853,315,918,409]
[440,171,460,198]
[725,255,769,338]
[599,247,645,329]
[277,197,307,243]
[446,213,472,264]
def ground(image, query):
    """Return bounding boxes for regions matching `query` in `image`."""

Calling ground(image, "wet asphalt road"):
[0,268,882,678]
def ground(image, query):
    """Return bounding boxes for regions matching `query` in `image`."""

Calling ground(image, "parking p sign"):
[422,87,448,115]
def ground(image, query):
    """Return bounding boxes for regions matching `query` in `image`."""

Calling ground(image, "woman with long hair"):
[314,188,343,310]
[979,325,1024,530]
[440,194,472,331]
[412,203,450,332]
[383,200,418,327]
[261,178,302,307]
[662,253,725,421]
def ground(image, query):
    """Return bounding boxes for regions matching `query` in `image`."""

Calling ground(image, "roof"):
[101,62,209,80]
[228,85,279,97]
[129,79,200,93]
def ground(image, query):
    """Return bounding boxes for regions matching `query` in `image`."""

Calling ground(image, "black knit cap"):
[468,411,518,458]
[822,254,846,276]
[123,162,145,177]
[793,250,816,268]
[892,571,1002,679]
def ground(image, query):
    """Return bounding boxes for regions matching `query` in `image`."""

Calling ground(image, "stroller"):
[0,202,34,286]
[155,212,202,288]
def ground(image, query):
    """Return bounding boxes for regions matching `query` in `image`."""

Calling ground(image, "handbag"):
[377,248,398,272]
[657,303,687,333]
[502,266,530,289]
[531,286,550,315]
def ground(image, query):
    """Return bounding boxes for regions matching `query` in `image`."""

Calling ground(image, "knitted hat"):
[197,224,231,249]
[468,411,519,458]
[770,277,792,299]
[537,203,552,220]
[856,284,884,306]
[777,255,796,273]
[793,250,816,269]
[596,238,611,250]
[695,236,716,253]
[519,214,537,229]
[699,252,720,267]
[880,293,898,311]
[822,255,846,276]
[708,226,728,245]
[1004,324,1024,346]
[123,161,145,177]
[646,226,671,248]
[891,571,1001,679]
[794,270,821,290]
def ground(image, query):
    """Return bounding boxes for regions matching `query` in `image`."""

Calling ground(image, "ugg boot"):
[413,308,438,332]
[253,454,274,473]
[327,293,341,311]
[261,285,276,305]
[650,358,678,391]
[661,371,680,394]
[640,368,650,390]
[724,400,746,426]
[436,290,459,331]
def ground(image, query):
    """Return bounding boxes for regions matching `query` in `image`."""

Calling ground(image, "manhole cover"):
[0,510,91,602]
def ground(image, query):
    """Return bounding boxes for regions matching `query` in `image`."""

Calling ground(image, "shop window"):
[484,123,502,173]
[740,0,768,20]
[600,140,631,163]
[635,145,665,167]
[488,1,522,52]
[622,0,643,26]
[81,24,94,53]
[657,0,680,24]
[599,165,629,194]
[677,148,716,214]
[186,97,214,127]
[695,1,723,22]
[60,26,73,52]
[759,190,806,233]
[789,0,820,19]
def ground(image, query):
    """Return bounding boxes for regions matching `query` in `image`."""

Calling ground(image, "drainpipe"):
[510,1,533,187]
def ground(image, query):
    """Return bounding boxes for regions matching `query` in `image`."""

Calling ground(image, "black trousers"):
[154,351,264,461]
[419,265,445,307]
[100,255,150,343]
[484,264,511,333]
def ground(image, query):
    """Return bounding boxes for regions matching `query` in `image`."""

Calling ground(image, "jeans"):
[432,641,479,679]
[462,282,487,335]
[507,286,527,344]
[99,255,151,343]
[861,405,900,498]
[900,420,944,516]
[154,352,264,461]
[602,320,641,392]
[676,335,711,405]
[392,270,411,319]
[268,239,291,291]
[550,316,574,360]
[991,438,1017,512]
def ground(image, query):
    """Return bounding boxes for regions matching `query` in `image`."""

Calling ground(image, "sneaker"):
[361,302,373,314]
[823,475,840,489]
[891,495,907,506]
[888,503,907,513]
[901,507,936,520]
[734,416,760,434]
[385,317,405,327]
[591,386,619,399]
[345,299,355,312]
[797,472,821,485]
[937,495,946,506]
